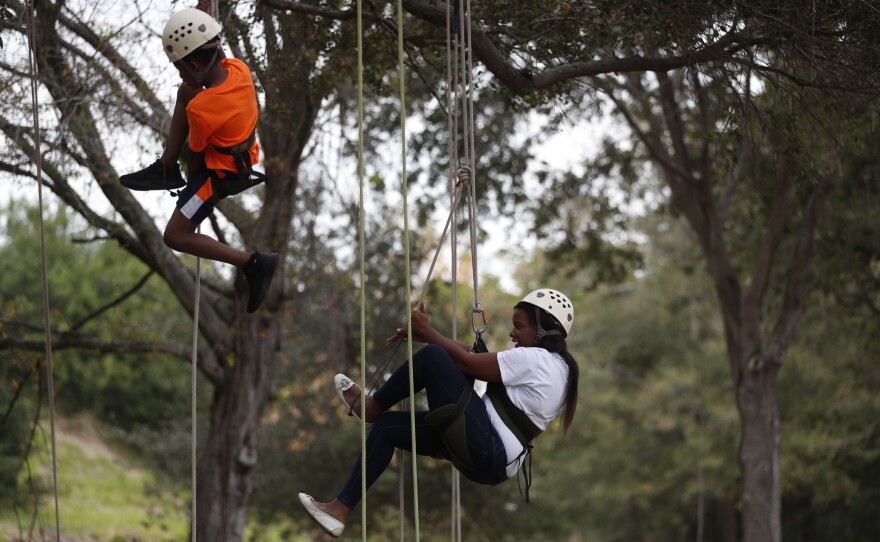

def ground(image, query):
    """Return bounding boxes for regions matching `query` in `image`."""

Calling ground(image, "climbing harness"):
[212,129,268,198]
[424,344,545,503]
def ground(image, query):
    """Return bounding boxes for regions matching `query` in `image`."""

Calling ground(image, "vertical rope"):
[190,4,217,540]
[462,0,481,315]
[190,241,201,542]
[356,0,368,539]
[446,4,462,540]
[25,2,61,540]
[396,0,421,539]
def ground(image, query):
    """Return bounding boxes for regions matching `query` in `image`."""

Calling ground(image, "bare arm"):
[196,0,213,16]
[387,303,502,382]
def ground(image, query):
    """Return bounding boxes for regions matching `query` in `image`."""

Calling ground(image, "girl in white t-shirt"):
[298,289,580,538]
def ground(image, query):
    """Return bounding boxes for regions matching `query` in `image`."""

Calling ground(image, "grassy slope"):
[1,417,311,542]
[1,417,188,541]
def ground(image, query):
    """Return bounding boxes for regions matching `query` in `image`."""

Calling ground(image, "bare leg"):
[342,382,382,423]
[164,208,250,267]
[312,499,351,526]
[160,84,200,166]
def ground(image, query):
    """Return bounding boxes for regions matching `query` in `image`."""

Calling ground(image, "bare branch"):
[744,158,793,320]
[68,271,155,333]
[52,0,168,124]
[656,71,695,182]
[26,6,236,348]
[767,174,831,362]
[1,334,225,386]
[0,370,33,432]
[605,76,690,180]
[259,0,357,20]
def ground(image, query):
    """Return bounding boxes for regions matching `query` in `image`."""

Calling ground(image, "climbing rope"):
[444,6,463,536]
[351,1,483,538]
[395,0,423,537]
[24,1,62,540]
[190,238,201,542]
[445,1,484,539]
[189,4,219,541]
[356,0,368,539]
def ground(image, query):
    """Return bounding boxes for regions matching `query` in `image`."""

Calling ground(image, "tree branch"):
[0,335,225,386]
[767,174,831,363]
[0,370,32,432]
[743,157,793,322]
[28,3,235,350]
[67,270,154,333]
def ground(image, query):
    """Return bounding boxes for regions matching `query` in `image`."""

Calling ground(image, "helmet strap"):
[533,307,562,344]
[178,42,221,85]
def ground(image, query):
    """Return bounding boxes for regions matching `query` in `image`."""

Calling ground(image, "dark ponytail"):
[515,301,579,435]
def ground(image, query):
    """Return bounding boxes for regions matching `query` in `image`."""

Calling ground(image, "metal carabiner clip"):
[471,303,488,335]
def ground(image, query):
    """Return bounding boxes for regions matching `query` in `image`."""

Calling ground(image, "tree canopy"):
[1,1,879,541]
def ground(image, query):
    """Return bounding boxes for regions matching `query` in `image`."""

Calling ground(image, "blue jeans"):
[336,345,508,509]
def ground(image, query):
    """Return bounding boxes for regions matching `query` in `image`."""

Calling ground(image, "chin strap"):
[177,42,221,85]
[533,307,562,344]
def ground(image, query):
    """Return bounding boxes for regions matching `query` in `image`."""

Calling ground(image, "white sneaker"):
[298,493,344,538]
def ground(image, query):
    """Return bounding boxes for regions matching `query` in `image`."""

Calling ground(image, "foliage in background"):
[2,0,879,539]
[0,200,202,512]
[1,189,879,539]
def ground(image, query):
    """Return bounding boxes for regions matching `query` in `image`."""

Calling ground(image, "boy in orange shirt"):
[121,8,276,313]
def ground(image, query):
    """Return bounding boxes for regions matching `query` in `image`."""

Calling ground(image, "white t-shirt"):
[481,347,569,477]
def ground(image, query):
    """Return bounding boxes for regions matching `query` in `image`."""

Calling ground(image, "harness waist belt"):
[214,129,256,156]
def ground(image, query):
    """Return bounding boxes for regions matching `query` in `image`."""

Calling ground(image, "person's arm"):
[391,303,502,382]
[196,0,213,16]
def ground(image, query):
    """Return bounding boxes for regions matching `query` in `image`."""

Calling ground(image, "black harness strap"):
[485,382,542,446]
[214,129,257,156]
[211,128,267,198]
[485,381,542,502]
[430,380,474,434]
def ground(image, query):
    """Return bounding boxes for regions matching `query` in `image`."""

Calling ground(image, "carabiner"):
[471,303,488,335]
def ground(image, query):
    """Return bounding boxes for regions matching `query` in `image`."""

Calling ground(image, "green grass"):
[53,440,188,540]
[0,427,189,542]
[0,419,308,542]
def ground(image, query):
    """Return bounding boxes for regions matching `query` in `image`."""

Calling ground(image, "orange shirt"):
[186,58,260,174]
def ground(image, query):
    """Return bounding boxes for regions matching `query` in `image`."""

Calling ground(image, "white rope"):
[189,4,218,540]
[356,0,368,539]
[25,2,61,540]
[459,0,482,324]
[441,1,484,538]
[190,239,201,542]
[444,4,463,537]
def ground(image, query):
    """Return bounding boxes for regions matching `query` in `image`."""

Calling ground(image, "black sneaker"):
[243,251,279,313]
[120,159,186,191]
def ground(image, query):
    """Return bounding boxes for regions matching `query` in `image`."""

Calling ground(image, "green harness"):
[425,377,542,499]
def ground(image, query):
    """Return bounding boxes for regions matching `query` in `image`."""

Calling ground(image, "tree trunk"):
[736,352,782,542]
[196,313,281,541]
[713,496,738,542]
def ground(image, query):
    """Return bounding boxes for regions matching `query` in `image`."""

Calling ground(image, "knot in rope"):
[455,166,472,188]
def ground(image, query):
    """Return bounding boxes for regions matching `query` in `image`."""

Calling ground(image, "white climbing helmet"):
[521,288,574,336]
[162,8,222,63]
